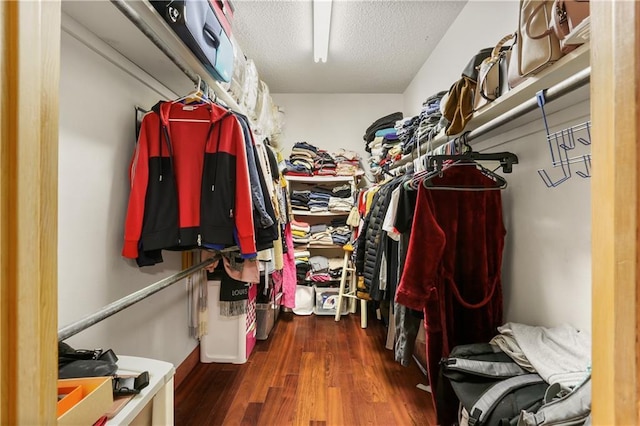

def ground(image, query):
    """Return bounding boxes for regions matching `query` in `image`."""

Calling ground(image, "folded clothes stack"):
[402,91,448,155]
[331,217,348,228]
[296,259,311,284]
[334,149,361,174]
[290,190,310,211]
[329,197,352,212]
[328,257,344,279]
[363,111,403,153]
[368,126,401,177]
[291,220,311,245]
[309,191,331,212]
[331,226,352,246]
[310,223,327,234]
[306,255,332,282]
[334,149,362,176]
[415,90,448,148]
[285,141,319,176]
[309,229,335,247]
[396,116,421,156]
[314,151,337,176]
[331,184,352,199]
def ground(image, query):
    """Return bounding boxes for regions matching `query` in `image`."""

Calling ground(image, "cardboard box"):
[57,377,113,426]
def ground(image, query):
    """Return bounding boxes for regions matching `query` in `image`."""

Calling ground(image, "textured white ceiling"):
[232,0,467,93]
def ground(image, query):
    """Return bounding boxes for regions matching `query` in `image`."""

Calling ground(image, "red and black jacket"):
[122,101,256,263]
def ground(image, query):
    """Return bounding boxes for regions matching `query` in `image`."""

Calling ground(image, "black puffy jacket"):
[355,178,403,300]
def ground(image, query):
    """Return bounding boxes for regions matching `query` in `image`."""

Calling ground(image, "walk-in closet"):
[1,0,638,424]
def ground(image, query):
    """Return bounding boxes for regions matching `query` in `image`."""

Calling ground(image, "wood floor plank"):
[239,402,262,426]
[326,387,344,426]
[187,369,237,426]
[175,311,436,425]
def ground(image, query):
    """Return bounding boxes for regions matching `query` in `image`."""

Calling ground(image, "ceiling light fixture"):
[313,0,332,63]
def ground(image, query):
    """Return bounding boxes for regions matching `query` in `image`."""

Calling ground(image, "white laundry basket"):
[292,285,315,316]
[200,281,256,364]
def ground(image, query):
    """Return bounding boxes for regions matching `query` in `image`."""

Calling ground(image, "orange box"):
[57,385,83,417]
[57,377,113,426]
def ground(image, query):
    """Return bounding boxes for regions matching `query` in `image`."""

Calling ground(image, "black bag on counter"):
[58,341,118,379]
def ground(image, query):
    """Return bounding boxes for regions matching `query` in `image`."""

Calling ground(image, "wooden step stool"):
[334,243,367,328]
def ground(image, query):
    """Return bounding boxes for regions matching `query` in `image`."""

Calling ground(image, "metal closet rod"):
[109,0,239,110]
[392,66,591,170]
[57,258,216,342]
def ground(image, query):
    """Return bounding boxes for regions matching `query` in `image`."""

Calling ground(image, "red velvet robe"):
[395,166,505,423]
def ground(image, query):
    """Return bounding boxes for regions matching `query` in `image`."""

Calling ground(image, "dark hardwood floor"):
[175,310,437,425]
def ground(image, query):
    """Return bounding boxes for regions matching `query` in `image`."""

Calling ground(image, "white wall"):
[271,93,404,169]
[402,0,592,331]
[58,31,197,367]
[403,0,521,116]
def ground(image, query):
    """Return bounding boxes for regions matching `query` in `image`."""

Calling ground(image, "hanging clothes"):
[281,223,297,309]
[354,176,404,301]
[395,166,505,424]
[234,113,275,229]
[392,183,422,367]
[122,101,256,265]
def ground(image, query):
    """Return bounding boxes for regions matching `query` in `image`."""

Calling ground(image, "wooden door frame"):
[0,0,637,423]
[0,1,61,423]
[591,0,640,422]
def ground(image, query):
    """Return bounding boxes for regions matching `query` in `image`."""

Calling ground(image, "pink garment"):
[282,223,297,308]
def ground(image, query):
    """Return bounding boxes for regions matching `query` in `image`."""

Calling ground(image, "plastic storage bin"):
[314,286,348,316]
[256,293,282,340]
[200,281,256,364]
[293,285,315,316]
[256,303,274,340]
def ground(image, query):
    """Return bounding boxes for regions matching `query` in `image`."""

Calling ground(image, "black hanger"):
[426,132,519,174]
[419,132,518,191]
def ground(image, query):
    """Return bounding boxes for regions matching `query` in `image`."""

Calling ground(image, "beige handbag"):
[475,33,516,111]
[508,0,564,89]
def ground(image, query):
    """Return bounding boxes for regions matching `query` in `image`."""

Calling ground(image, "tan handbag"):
[475,33,516,111]
[443,47,493,135]
[508,0,564,89]
[550,0,590,53]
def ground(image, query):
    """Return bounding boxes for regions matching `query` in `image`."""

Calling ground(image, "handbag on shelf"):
[550,0,590,53]
[508,0,564,89]
[442,47,493,136]
[475,33,516,111]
